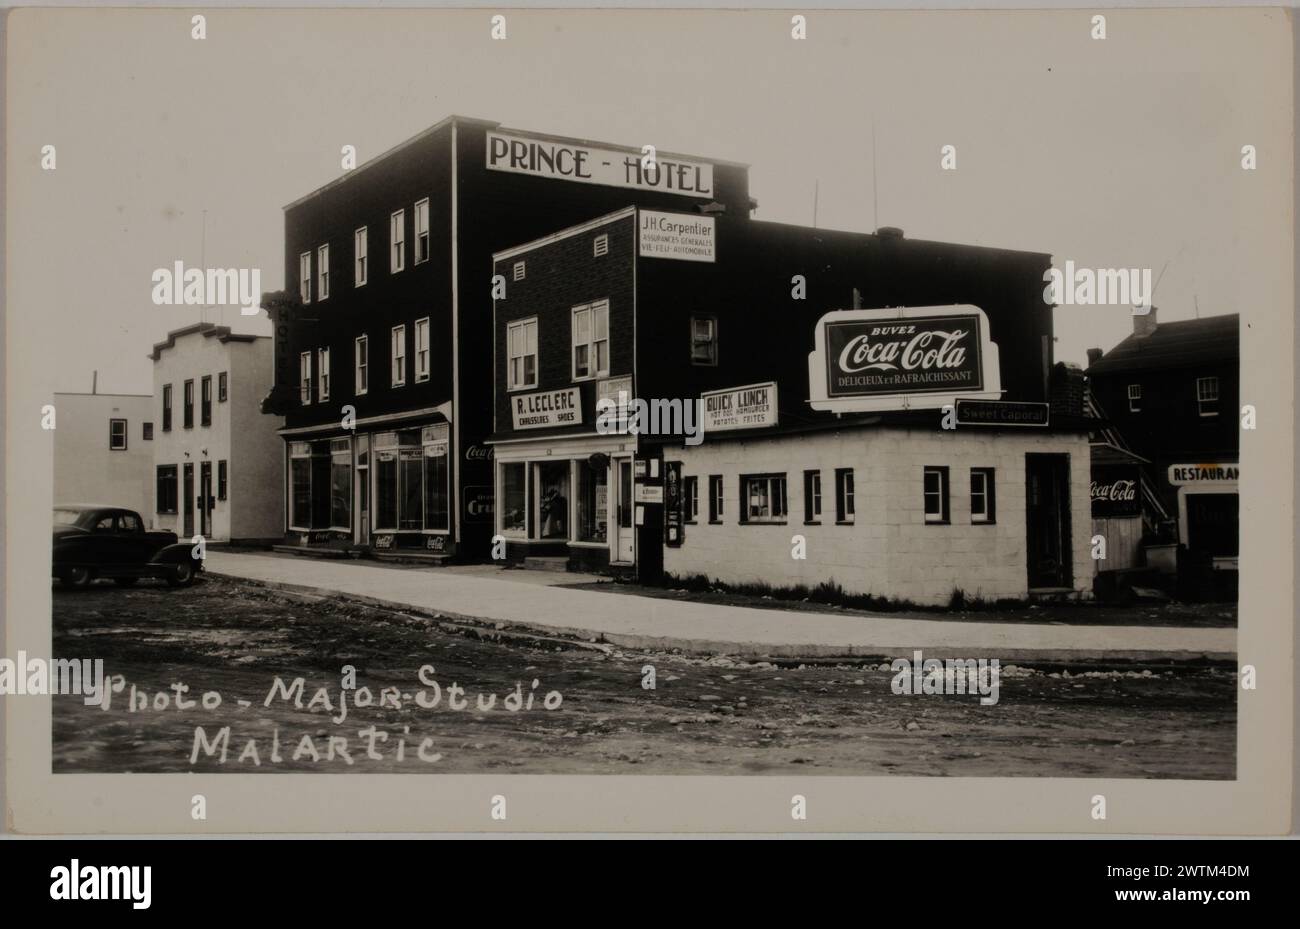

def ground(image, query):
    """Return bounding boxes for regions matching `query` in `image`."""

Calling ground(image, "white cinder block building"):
[150,323,283,542]
[52,390,155,517]
[664,426,1092,606]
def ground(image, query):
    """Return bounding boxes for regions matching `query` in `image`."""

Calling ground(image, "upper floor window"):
[354,227,368,286]
[572,300,610,380]
[512,261,526,282]
[162,383,173,432]
[414,318,430,382]
[1127,383,1141,412]
[218,371,228,402]
[317,244,330,300]
[593,234,609,257]
[142,422,154,441]
[1197,376,1220,417]
[200,375,212,426]
[318,347,330,401]
[507,317,538,390]
[299,252,311,303]
[183,379,194,429]
[691,316,718,365]
[355,336,369,395]
[391,325,406,386]
[414,198,430,264]
[924,466,950,524]
[741,473,787,524]
[390,210,405,273]
[109,418,127,450]
[299,352,312,405]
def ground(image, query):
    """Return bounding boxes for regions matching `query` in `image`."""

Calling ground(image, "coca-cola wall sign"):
[1090,464,1141,518]
[808,306,1002,413]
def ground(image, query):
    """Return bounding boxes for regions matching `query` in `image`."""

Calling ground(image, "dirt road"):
[51,577,1236,777]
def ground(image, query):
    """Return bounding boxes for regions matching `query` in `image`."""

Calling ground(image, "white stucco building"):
[150,323,283,542]
[52,389,155,517]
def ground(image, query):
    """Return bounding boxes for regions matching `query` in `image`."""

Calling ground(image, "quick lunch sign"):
[808,306,1003,413]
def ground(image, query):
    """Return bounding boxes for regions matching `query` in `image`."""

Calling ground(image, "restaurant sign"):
[486,131,714,199]
[808,306,1003,413]
[701,382,778,432]
[1167,463,1240,486]
[511,387,582,430]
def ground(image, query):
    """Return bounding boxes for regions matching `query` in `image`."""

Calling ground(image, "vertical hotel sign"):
[486,131,714,199]
[808,306,1003,413]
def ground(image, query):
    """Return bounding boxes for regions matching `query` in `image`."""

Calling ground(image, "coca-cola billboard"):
[1090,464,1141,518]
[824,314,985,398]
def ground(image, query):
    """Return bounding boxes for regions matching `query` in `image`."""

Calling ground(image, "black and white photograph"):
[1,3,1294,849]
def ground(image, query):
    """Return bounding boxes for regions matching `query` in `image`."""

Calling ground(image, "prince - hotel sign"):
[808,306,1002,413]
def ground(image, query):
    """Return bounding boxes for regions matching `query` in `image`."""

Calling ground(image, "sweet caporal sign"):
[808,306,1002,413]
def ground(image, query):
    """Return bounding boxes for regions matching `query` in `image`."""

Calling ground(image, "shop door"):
[182,463,194,539]
[614,459,635,563]
[1186,493,1239,558]
[358,466,370,541]
[1025,454,1072,588]
[199,461,212,537]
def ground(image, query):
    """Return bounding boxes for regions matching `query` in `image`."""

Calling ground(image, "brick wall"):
[664,426,1093,605]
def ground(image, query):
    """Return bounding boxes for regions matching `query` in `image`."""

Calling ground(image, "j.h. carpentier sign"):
[486,132,714,199]
[808,306,1003,413]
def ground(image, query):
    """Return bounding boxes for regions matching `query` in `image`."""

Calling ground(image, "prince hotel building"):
[269,115,1094,603]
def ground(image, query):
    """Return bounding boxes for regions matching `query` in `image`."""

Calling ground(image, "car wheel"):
[167,562,195,588]
[61,566,92,589]
[113,577,138,588]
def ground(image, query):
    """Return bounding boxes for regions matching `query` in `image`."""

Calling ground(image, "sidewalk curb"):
[206,571,1238,664]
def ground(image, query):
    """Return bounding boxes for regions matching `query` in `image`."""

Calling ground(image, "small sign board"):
[511,387,582,430]
[955,400,1049,427]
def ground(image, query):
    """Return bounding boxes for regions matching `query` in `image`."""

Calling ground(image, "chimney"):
[1133,305,1158,338]
[91,370,98,395]
[1086,347,1103,367]
[876,226,904,239]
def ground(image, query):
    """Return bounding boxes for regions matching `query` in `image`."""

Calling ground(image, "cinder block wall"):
[665,427,1092,605]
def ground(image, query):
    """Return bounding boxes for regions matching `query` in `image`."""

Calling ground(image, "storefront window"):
[330,438,352,529]
[576,460,608,542]
[501,463,527,536]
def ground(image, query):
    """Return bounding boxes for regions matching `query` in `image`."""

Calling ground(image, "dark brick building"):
[1086,310,1240,566]
[268,115,751,558]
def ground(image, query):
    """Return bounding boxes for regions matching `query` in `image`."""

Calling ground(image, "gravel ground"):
[51,576,1236,777]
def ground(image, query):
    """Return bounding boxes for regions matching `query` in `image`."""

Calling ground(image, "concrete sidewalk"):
[203,552,1236,661]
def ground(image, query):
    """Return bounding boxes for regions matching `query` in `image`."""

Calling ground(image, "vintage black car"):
[52,505,203,589]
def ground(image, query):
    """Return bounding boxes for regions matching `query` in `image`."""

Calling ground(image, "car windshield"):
[53,508,94,528]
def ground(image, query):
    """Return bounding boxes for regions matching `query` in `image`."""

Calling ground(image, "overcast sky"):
[7,7,1289,395]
